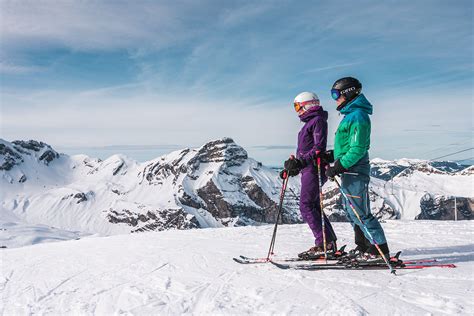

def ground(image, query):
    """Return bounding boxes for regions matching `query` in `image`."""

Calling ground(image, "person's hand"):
[279,169,288,179]
[284,156,303,177]
[320,150,334,163]
[325,160,346,180]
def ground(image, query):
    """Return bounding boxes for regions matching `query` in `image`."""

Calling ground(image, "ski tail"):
[401,263,456,269]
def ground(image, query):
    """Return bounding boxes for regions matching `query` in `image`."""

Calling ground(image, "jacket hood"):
[340,94,373,115]
[299,105,328,122]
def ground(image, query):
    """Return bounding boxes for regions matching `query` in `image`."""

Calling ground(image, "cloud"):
[218,2,272,27]
[300,62,363,74]
[0,1,216,54]
[0,62,45,74]
[0,83,300,148]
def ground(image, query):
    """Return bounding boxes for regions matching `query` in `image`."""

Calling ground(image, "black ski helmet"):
[331,77,362,111]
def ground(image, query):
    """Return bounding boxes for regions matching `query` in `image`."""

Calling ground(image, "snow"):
[0,221,85,248]
[1,221,473,315]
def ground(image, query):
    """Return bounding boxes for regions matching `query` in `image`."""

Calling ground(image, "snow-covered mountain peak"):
[0,137,303,238]
[192,137,248,165]
[12,140,59,165]
[396,161,448,178]
[87,153,137,178]
[370,157,469,181]
[0,139,59,171]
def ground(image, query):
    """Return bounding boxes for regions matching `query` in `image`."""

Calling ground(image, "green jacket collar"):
[340,94,373,115]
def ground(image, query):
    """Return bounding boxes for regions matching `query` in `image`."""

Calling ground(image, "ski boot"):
[338,245,367,263]
[353,252,388,264]
[298,241,337,260]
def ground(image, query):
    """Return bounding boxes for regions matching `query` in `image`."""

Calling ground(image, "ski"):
[395,258,437,265]
[337,251,437,265]
[398,263,456,269]
[234,255,334,264]
[233,257,269,264]
[234,249,439,266]
[270,261,456,271]
[234,245,347,264]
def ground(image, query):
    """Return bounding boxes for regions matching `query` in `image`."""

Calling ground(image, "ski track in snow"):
[1,221,473,315]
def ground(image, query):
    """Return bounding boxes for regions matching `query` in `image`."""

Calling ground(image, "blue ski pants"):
[340,156,387,245]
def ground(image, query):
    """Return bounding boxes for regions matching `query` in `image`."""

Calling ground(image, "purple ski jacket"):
[296,106,328,169]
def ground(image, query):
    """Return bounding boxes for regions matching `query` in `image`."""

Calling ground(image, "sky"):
[0,0,472,165]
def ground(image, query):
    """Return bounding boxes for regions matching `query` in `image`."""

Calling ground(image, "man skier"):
[325,77,390,263]
[281,91,337,259]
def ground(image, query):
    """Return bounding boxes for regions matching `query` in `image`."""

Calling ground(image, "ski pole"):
[267,169,289,261]
[334,177,396,275]
[316,157,328,263]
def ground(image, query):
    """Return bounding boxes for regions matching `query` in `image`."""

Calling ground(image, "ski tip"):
[270,261,291,270]
[233,257,247,264]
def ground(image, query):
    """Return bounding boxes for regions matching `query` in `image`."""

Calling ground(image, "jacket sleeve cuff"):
[335,159,348,173]
[338,158,351,170]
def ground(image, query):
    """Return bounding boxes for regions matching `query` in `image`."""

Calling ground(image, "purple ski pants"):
[299,166,337,246]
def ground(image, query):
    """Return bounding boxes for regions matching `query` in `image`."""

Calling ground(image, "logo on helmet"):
[341,87,356,94]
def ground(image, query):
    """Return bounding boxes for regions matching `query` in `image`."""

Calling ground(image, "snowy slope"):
[1,221,473,315]
[0,221,84,248]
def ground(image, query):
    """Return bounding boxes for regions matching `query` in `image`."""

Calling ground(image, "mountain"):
[370,158,473,220]
[370,158,470,181]
[1,138,472,248]
[0,138,301,242]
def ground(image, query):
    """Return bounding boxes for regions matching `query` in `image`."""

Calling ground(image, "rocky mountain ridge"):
[0,138,302,239]
[370,158,469,181]
[0,138,472,246]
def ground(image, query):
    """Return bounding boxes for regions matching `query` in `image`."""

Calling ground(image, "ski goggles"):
[293,99,320,112]
[331,89,342,100]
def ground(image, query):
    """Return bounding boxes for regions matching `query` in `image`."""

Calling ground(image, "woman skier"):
[325,77,391,263]
[282,91,338,259]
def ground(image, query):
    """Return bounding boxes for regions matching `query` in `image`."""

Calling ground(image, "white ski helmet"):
[293,91,320,116]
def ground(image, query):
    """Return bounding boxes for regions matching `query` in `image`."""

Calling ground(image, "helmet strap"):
[336,100,349,112]
[336,90,361,111]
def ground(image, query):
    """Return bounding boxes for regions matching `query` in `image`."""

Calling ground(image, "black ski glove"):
[284,157,303,177]
[319,150,334,164]
[325,160,347,180]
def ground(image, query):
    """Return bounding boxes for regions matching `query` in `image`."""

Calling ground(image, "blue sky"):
[0,0,472,165]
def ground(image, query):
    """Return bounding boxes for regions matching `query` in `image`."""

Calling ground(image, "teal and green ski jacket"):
[334,94,373,169]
